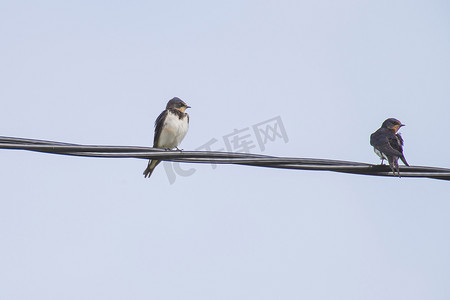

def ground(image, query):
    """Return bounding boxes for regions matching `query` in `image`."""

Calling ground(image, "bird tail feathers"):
[143,160,161,178]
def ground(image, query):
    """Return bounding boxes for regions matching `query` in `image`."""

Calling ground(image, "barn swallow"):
[143,97,190,178]
[370,118,409,176]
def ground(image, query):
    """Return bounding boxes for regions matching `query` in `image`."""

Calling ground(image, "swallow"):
[143,97,190,178]
[370,118,409,176]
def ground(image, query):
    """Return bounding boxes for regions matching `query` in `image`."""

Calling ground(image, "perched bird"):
[143,97,190,178]
[370,118,409,176]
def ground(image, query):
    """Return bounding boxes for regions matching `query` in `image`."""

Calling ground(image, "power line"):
[1,136,449,181]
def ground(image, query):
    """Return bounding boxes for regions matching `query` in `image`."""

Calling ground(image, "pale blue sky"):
[0,1,449,299]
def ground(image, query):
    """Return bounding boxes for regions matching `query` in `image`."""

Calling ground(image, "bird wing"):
[374,143,404,158]
[396,133,404,146]
[153,110,168,147]
[389,134,404,154]
[394,133,409,166]
[370,129,404,157]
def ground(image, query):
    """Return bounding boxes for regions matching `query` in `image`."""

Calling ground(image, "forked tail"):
[143,160,161,178]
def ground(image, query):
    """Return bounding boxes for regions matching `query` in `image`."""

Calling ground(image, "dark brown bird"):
[370,118,409,176]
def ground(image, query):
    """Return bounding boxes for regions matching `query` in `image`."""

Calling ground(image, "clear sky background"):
[0,1,449,299]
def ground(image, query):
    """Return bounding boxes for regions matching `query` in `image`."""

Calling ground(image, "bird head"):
[166,97,191,113]
[381,118,405,133]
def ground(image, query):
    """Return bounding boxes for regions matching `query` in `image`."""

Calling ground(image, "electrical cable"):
[1,136,449,180]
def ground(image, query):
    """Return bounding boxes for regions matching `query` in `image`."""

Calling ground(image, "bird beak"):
[400,124,405,127]
[186,105,191,109]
